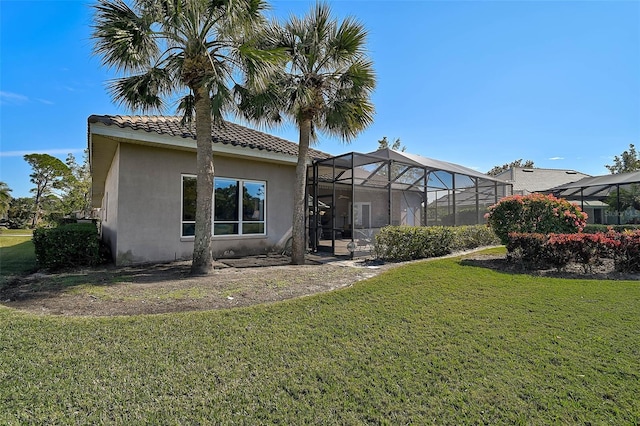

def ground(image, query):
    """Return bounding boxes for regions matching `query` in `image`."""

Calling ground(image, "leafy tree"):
[7,197,35,229]
[0,181,12,218]
[24,153,71,227]
[605,144,640,174]
[92,0,276,274]
[378,136,405,152]
[63,151,92,218]
[605,184,640,212]
[487,159,535,176]
[236,2,376,264]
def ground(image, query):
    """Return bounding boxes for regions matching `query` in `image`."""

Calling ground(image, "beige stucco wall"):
[100,144,120,259]
[110,142,295,265]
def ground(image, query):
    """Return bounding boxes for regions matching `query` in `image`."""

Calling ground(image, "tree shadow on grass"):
[0,261,196,303]
[0,255,305,304]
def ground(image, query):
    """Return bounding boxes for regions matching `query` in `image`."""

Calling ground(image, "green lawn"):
[1,252,639,424]
[0,230,36,281]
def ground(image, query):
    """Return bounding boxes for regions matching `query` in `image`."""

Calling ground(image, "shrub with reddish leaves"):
[486,193,588,245]
[506,232,551,269]
[505,231,634,272]
[610,230,640,273]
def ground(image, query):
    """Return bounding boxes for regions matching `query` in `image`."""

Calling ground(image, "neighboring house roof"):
[88,115,330,160]
[493,167,590,195]
[88,114,331,208]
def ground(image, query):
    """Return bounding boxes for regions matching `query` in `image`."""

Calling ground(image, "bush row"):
[33,223,105,270]
[374,225,499,261]
[506,231,640,273]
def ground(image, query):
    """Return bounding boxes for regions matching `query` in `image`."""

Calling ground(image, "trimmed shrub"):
[506,232,551,269]
[374,226,454,261]
[450,225,500,251]
[547,233,612,273]
[486,193,588,244]
[504,231,640,273]
[33,223,102,270]
[611,230,640,273]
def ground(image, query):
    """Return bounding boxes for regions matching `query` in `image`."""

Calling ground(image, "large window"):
[181,175,266,237]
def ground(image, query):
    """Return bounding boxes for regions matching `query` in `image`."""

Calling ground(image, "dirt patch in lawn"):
[0,254,395,317]
[5,248,633,318]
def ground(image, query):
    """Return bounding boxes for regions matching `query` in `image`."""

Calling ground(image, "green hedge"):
[450,225,500,251]
[374,225,498,261]
[33,223,102,270]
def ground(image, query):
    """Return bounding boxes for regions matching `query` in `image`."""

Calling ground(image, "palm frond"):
[177,93,196,124]
[92,0,159,72]
[107,67,172,112]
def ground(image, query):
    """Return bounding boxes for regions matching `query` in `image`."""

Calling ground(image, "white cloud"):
[0,91,29,105]
[36,98,54,105]
[0,148,84,158]
[548,156,564,161]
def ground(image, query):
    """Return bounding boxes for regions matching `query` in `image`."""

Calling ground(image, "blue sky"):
[1,0,639,198]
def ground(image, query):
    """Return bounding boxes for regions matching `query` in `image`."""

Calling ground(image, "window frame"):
[181,174,197,238]
[181,174,267,238]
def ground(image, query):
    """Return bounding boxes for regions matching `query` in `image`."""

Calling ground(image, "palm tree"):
[236,2,376,264]
[0,181,12,218]
[92,0,275,274]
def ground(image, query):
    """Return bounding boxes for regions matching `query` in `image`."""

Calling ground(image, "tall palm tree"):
[236,2,376,264]
[93,0,275,274]
[0,181,12,219]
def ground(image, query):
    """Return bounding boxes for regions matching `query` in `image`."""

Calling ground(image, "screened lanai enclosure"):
[548,171,640,225]
[307,149,512,256]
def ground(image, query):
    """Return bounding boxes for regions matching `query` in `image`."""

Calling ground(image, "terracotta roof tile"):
[88,115,330,160]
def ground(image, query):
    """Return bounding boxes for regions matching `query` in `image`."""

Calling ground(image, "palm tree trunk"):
[191,84,215,274]
[291,119,311,265]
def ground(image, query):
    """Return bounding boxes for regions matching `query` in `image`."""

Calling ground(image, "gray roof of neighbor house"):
[88,115,330,160]
[493,167,590,194]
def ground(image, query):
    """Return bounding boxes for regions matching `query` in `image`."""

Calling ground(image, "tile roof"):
[88,115,330,160]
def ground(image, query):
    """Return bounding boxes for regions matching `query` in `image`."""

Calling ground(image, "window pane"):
[243,182,265,221]
[214,223,238,235]
[182,222,195,237]
[242,223,265,234]
[183,176,197,221]
[215,179,238,221]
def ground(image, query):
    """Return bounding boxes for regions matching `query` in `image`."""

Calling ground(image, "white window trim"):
[181,174,267,239]
[214,177,267,237]
[181,174,197,239]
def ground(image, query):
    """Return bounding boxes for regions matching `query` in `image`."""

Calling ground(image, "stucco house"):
[90,114,515,264]
[89,115,328,265]
[492,167,590,196]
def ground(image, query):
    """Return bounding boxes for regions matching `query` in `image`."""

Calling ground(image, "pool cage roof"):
[311,148,509,191]
[548,170,640,200]
[315,148,506,184]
